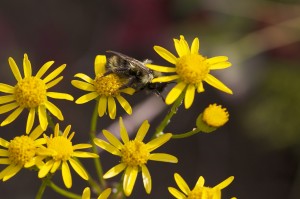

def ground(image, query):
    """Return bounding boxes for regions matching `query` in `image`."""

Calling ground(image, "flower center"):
[202,104,229,127]
[188,186,220,199]
[47,136,73,161]
[8,135,36,166]
[14,77,47,108]
[93,73,126,97]
[121,140,149,167]
[176,54,209,84]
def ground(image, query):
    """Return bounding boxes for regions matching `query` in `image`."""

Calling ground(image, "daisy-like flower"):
[0,125,45,181]
[94,117,178,196]
[168,173,235,199]
[196,103,229,133]
[0,54,73,133]
[37,123,99,188]
[71,55,135,119]
[147,35,233,109]
[82,187,111,199]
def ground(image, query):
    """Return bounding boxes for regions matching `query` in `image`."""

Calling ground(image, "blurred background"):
[0,0,300,198]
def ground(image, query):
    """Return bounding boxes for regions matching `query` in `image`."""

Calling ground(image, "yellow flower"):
[147,35,233,109]
[168,173,235,199]
[196,104,229,133]
[0,54,74,133]
[82,187,111,199]
[94,117,178,196]
[71,55,135,119]
[0,125,45,181]
[37,123,99,188]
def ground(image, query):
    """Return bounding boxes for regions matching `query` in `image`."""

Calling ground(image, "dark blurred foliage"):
[1,0,300,198]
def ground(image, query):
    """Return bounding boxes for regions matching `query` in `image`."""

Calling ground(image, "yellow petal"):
[0,138,10,148]
[168,187,186,199]
[98,188,112,199]
[71,80,95,92]
[35,61,54,79]
[135,120,149,142]
[38,105,48,131]
[116,95,132,115]
[43,64,66,84]
[26,108,35,134]
[23,54,32,78]
[46,76,63,89]
[123,166,138,197]
[146,133,172,152]
[0,95,15,105]
[8,57,22,81]
[69,158,88,180]
[72,151,99,158]
[76,92,98,104]
[206,56,228,65]
[50,160,61,173]
[93,138,122,156]
[38,160,54,178]
[195,176,205,187]
[45,101,64,120]
[184,84,195,109]
[103,163,126,179]
[47,92,73,101]
[95,55,107,75]
[148,153,178,163]
[0,102,19,114]
[151,75,179,83]
[1,107,23,126]
[174,173,190,195]
[0,158,9,164]
[2,164,22,181]
[165,81,186,105]
[0,149,9,156]
[146,64,176,73]
[103,129,123,150]
[74,73,94,84]
[191,37,199,54]
[98,96,107,117]
[197,82,204,93]
[0,83,15,94]
[82,187,91,199]
[29,125,44,140]
[141,165,152,194]
[214,176,234,190]
[72,144,92,150]
[120,88,135,95]
[119,117,129,143]
[153,46,177,64]
[209,62,232,70]
[62,161,72,188]
[204,74,233,94]
[108,97,116,119]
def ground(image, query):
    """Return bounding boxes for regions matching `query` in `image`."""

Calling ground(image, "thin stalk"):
[48,181,81,199]
[172,128,200,139]
[153,92,185,138]
[89,101,106,187]
[35,176,50,199]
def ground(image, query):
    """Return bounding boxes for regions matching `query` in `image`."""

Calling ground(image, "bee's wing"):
[107,50,152,73]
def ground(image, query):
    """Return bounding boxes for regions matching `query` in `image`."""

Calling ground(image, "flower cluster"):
[0,35,235,198]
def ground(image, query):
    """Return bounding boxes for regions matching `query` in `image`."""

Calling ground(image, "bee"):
[104,50,167,98]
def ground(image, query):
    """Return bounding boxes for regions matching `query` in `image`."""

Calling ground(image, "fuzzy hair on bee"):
[104,50,167,98]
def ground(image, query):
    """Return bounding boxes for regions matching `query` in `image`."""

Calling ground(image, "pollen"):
[93,73,126,97]
[121,140,150,167]
[202,104,229,127]
[46,136,73,161]
[14,77,47,108]
[176,54,209,84]
[8,135,36,166]
[188,186,218,199]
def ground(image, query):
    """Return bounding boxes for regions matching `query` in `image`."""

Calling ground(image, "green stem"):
[35,177,50,199]
[172,128,200,139]
[90,101,106,187]
[48,181,81,199]
[153,92,185,138]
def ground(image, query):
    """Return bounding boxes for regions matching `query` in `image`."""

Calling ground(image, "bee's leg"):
[119,76,137,90]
